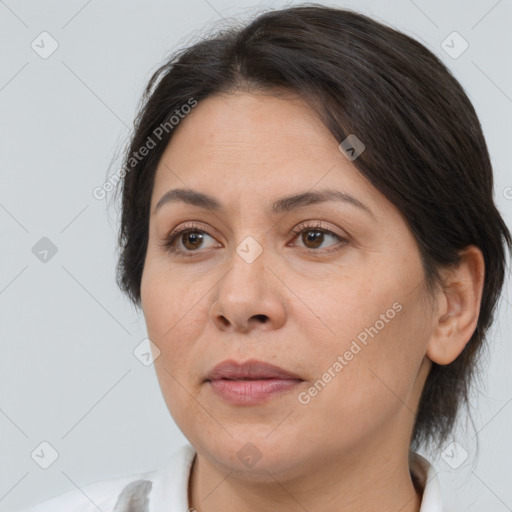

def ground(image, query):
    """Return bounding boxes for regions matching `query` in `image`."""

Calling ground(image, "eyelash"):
[159,221,349,258]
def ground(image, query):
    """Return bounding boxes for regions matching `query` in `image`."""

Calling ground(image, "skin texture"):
[140,91,485,512]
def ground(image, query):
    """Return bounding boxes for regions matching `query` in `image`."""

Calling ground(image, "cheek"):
[296,264,430,418]
[285,264,392,353]
[333,294,428,409]
[140,267,217,407]
[296,307,427,451]
[141,263,213,422]
[141,254,211,340]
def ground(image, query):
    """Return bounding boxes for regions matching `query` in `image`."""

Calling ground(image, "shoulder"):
[12,443,196,512]
[13,469,159,512]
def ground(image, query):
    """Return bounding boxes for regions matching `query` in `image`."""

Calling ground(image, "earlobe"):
[426,246,485,366]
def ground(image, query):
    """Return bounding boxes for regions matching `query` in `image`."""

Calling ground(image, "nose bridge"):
[223,233,267,299]
[226,183,270,291]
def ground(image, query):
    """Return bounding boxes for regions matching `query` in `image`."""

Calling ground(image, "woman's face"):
[140,91,435,477]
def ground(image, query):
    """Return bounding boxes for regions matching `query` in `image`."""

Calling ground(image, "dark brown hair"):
[112,3,511,453]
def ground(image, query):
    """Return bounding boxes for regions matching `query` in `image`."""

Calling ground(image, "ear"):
[426,246,485,365]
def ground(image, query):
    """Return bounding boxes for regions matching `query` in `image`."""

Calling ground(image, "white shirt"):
[14,443,443,511]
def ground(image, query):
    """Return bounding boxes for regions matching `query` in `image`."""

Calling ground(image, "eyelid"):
[167,221,218,240]
[290,219,349,240]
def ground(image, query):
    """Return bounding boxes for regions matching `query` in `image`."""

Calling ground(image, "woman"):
[17,4,510,512]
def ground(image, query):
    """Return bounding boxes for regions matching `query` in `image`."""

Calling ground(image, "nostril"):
[219,316,230,327]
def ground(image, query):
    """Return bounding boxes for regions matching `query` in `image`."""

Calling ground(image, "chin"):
[192,430,313,479]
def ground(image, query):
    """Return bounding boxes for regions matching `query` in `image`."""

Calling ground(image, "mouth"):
[205,359,304,405]
[206,358,303,381]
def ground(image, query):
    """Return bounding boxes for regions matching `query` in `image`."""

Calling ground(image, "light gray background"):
[1,1,511,511]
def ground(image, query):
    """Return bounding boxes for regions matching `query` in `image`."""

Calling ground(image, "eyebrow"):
[153,187,374,217]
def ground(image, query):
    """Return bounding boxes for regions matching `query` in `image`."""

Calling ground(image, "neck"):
[187,436,422,512]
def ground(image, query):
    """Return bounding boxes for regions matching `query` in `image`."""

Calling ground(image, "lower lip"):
[208,378,303,405]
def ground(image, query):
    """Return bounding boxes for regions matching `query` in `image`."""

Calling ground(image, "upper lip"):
[206,359,303,381]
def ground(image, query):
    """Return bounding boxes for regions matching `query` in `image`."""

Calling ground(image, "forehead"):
[150,92,382,218]
[158,92,333,164]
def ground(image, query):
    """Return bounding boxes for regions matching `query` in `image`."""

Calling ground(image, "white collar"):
[410,452,444,511]
[149,442,195,509]
[151,444,443,511]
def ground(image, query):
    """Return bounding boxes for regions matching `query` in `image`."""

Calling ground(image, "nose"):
[209,245,287,334]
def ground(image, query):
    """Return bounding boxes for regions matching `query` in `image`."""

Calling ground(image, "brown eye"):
[180,230,205,251]
[301,229,327,249]
[290,222,347,253]
[160,223,219,257]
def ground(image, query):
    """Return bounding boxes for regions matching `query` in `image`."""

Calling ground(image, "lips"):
[206,359,303,382]
[205,359,304,405]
